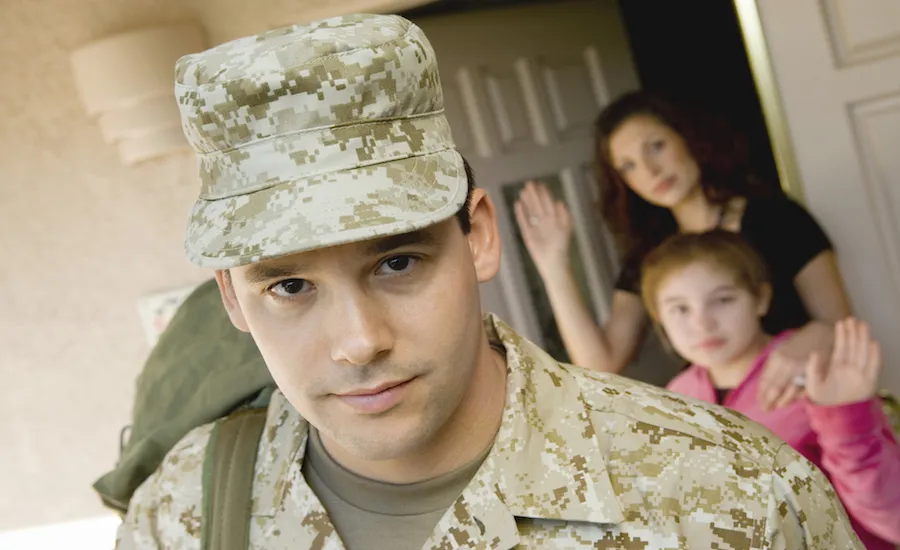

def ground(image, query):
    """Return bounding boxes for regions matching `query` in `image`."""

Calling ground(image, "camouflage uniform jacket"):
[117,315,864,549]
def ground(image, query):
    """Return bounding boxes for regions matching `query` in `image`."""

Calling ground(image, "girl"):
[514,91,853,409]
[642,230,900,549]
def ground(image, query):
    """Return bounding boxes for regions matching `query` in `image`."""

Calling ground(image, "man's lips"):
[334,378,415,414]
[336,379,410,397]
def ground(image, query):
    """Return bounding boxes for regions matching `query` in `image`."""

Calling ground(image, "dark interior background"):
[402,0,780,185]
[617,0,779,184]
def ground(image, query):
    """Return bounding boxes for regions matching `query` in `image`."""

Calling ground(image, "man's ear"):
[215,270,250,332]
[465,188,502,283]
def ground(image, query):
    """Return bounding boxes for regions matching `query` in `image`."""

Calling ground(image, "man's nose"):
[327,289,393,367]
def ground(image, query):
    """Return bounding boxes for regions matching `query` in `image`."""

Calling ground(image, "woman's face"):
[608,114,701,209]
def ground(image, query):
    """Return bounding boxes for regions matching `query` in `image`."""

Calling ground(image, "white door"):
[750,0,900,394]
[412,0,683,384]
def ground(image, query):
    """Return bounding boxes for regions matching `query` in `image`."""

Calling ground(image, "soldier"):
[116,13,864,550]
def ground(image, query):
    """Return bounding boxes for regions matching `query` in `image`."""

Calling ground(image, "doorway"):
[404,0,779,186]
[399,0,777,385]
[618,0,779,186]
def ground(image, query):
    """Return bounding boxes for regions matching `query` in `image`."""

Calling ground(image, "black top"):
[615,195,833,335]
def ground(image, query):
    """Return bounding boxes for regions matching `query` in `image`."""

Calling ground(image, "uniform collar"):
[478,314,625,525]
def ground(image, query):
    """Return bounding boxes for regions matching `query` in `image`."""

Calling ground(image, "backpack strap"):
[201,407,268,550]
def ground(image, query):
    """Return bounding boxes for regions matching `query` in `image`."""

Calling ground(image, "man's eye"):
[377,255,418,275]
[269,279,310,297]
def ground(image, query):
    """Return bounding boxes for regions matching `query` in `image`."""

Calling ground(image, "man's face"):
[218,189,501,462]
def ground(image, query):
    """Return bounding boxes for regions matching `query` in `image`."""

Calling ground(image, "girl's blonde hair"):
[640,230,770,321]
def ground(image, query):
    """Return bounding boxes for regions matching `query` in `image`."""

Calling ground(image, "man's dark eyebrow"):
[242,263,308,286]
[365,228,441,255]
[240,229,441,284]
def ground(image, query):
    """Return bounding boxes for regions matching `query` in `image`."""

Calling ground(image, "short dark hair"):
[454,157,476,234]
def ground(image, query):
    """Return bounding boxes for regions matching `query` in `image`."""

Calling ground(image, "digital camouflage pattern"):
[175,14,466,268]
[117,315,864,550]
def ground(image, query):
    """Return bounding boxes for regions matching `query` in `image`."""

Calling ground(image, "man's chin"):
[328,430,426,463]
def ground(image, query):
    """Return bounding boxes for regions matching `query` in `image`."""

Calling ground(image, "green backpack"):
[93,278,276,538]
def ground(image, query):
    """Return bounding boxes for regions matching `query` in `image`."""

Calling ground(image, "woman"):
[514,91,853,409]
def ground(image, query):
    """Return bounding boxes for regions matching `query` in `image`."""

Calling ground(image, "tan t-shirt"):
[302,428,489,550]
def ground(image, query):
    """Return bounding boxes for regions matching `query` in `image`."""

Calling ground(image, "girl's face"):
[608,115,702,209]
[655,262,769,368]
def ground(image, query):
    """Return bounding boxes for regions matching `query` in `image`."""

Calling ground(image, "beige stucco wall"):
[0,0,430,532]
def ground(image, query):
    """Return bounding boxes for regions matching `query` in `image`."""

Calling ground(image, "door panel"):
[497,174,595,362]
[412,0,683,381]
[752,0,900,394]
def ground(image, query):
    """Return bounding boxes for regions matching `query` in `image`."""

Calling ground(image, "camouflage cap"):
[175,14,466,268]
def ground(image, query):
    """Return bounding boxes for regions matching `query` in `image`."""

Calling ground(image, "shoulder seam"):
[586,403,781,472]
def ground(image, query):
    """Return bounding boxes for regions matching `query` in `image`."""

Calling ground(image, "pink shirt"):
[667,332,900,549]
